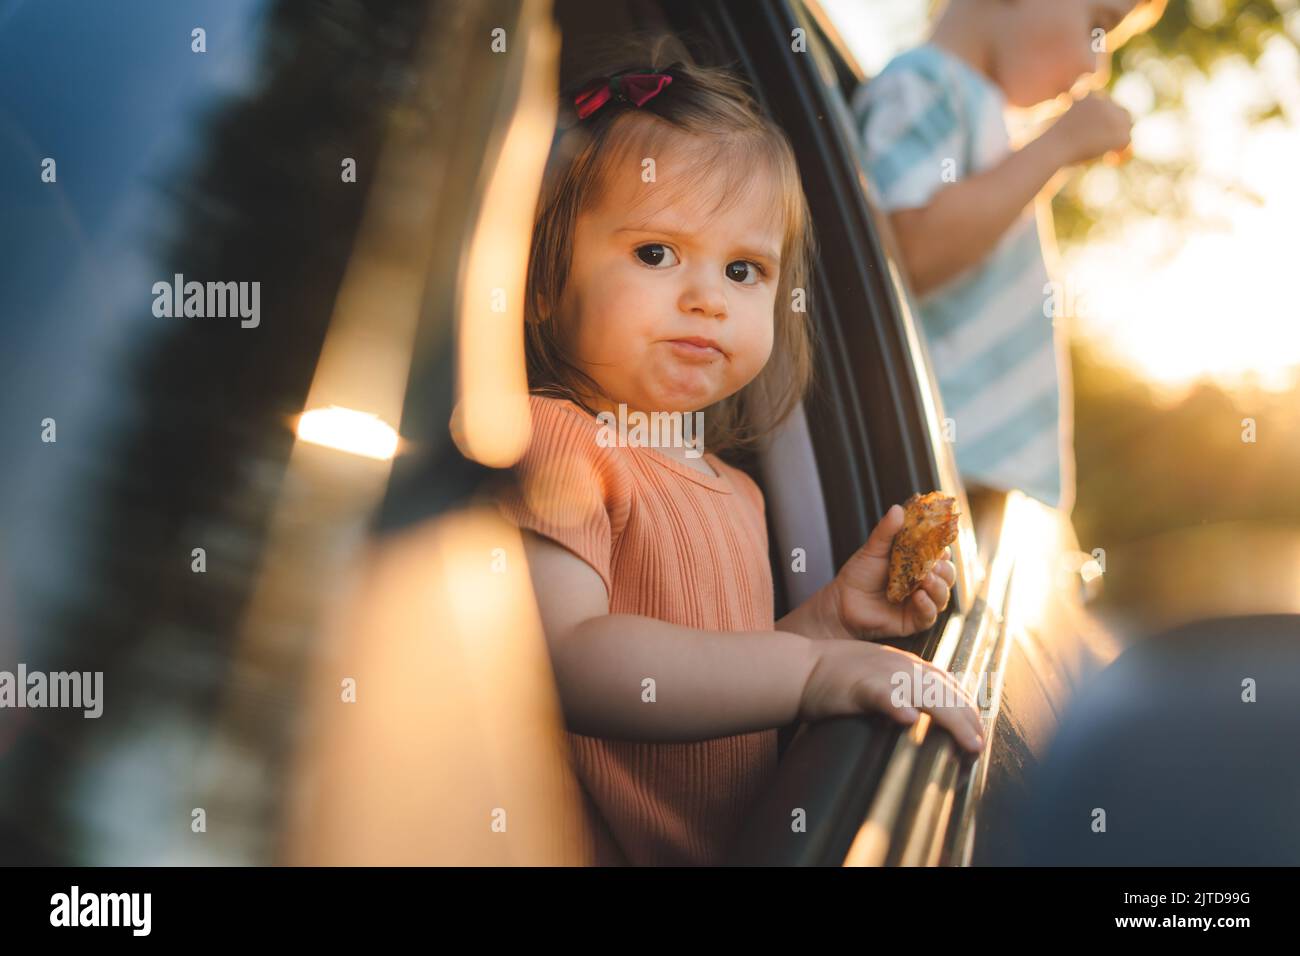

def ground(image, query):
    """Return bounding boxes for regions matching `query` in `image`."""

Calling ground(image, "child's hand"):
[818,504,954,640]
[1048,91,1133,166]
[799,640,984,753]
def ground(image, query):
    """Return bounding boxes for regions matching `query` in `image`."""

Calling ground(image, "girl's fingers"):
[921,573,950,611]
[863,653,983,751]
[918,662,983,739]
[840,588,890,636]
[911,588,937,627]
[886,702,920,727]
[859,504,904,561]
[934,558,956,587]
[914,669,983,749]
[923,700,984,753]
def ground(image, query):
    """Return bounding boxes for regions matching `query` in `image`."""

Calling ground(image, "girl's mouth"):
[666,337,726,361]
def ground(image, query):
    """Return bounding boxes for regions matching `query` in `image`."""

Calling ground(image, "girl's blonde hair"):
[524,34,816,455]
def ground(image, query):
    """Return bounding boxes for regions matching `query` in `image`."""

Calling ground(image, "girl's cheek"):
[736,309,776,380]
[575,290,649,364]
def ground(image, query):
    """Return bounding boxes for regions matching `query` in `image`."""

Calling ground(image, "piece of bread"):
[887,492,960,604]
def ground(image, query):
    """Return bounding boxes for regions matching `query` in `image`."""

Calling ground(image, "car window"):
[0,0,512,865]
[794,0,984,608]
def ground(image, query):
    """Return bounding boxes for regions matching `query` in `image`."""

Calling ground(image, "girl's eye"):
[725,260,763,285]
[635,243,678,268]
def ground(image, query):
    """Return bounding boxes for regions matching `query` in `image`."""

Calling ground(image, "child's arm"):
[522,509,982,752]
[522,529,814,742]
[890,92,1132,297]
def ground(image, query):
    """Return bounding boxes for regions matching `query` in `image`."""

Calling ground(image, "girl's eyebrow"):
[739,247,782,268]
[614,223,781,266]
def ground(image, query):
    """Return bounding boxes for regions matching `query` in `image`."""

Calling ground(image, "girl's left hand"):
[816,504,955,639]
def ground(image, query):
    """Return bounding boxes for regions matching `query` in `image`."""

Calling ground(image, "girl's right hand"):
[799,640,985,753]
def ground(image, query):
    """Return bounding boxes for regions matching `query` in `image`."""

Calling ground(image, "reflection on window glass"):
[0,0,435,864]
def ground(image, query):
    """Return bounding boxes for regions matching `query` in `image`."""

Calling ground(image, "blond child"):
[854,0,1165,511]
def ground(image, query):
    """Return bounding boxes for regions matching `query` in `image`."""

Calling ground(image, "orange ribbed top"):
[497,394,778,865]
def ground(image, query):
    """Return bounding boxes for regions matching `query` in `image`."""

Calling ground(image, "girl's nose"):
[679,274,728,319]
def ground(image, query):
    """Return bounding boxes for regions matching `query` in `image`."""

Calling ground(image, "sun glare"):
[1066,49,1300,398]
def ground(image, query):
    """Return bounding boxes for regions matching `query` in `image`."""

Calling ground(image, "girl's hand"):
[817,504,954,640]
[799,639,984,753]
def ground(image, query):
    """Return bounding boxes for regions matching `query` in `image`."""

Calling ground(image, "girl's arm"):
[521,530,816,743]
[521,525,982,753]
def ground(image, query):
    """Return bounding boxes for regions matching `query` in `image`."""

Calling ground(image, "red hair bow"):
[574,71,673,119]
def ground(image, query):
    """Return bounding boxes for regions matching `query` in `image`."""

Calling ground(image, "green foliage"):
[1051,0,1298,248]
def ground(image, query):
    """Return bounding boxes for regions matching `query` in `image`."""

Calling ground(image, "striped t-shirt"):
[852,43,1074,511]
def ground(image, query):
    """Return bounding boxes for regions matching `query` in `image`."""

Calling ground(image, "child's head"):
[966,0,1166,107]
[525,35,815,454]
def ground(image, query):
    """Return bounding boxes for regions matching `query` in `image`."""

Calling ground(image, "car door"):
[640,0,1117,865]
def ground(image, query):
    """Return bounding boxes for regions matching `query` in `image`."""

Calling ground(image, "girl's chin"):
[627,372,723,412]
[626,397,711,415]
[644,382,730,414]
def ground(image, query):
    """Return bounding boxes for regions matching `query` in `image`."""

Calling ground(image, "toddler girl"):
[498,37,983,866]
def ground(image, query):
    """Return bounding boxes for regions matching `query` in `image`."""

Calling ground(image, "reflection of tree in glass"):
[0,0,432,864]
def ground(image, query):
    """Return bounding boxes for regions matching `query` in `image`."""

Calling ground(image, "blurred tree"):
[1052,0,1299,247]
[1057,0,1300,629]
[0,0,431,864]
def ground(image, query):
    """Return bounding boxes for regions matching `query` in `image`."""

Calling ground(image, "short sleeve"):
[854,60,966,212]
[723,462,766,523]
[495,396,631,598]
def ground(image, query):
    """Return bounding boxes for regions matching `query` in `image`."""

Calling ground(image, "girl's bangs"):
[592,115,796,245]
